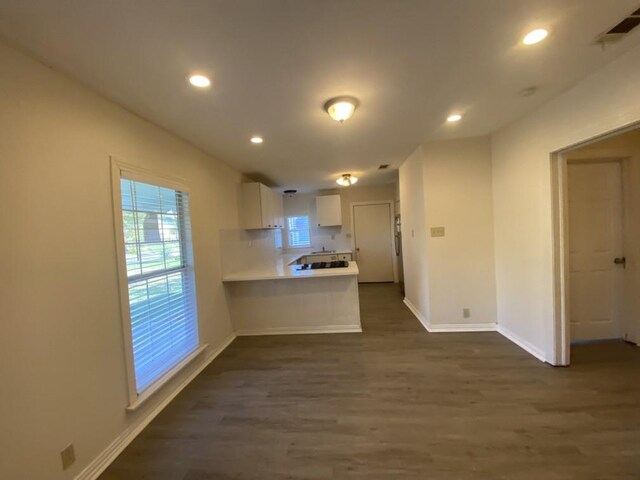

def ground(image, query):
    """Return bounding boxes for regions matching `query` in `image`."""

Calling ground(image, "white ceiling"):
[1,0,639,191]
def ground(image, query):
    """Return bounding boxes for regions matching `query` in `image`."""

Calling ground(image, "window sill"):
[126,344,208,412]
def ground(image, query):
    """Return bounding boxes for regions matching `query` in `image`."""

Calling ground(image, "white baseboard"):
[75,333,236,480]
[403,297,431,332]
[428,323,497,332]
[497,325,546,362]
[235,325,362,336]
[403,298,496,333]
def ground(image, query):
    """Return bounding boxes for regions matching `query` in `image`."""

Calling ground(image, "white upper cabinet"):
[240,182,284,229]
[316,194,342,227]
[272,189,284,229]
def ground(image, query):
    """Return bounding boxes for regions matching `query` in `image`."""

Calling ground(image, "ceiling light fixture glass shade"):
[522,28,549,45]
[447,114,462,122]
[324,96,359,123]
[250,136,263,144]
[336,173,358,186]
[188,74,211,88]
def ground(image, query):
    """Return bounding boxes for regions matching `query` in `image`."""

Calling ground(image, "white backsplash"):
[219,228,281,276]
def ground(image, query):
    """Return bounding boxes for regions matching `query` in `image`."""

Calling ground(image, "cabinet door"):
[259,184,274,228]
[272,191,284,229]
[316,195,342,226]
[240,183,263,229]
[309,254,334,263]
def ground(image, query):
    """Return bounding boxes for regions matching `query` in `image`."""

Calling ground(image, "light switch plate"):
[430,226,445,237]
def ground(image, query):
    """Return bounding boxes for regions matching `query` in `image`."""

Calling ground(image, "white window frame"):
[286,215,311,248]
[110,157,207,411]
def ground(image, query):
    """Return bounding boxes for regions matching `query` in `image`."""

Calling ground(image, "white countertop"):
[222,253,359,282]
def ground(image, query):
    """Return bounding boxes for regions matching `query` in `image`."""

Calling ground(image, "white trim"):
[403,298,497,333]
[74,333,236,480]
[497,325,547,362]
[113,157,192,192]
[350,200,397,282]
[550,120,640,366]
[235,325,362,336]
[110,156,200,406]
[428,323,497,332]
[110,157,138,403]
[403,297,430,332]
[125,344,208,412]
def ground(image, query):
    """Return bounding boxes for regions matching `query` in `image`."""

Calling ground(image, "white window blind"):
[120,178,199,394]
[287,215,311,248]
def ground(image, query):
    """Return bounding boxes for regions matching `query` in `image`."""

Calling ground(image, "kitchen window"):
[112,160,203,409]
[287,215,311,248]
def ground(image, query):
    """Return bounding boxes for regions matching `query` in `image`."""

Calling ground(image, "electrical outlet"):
[61,444,75,470]
[463,308,471,319]
[331,234,335,240]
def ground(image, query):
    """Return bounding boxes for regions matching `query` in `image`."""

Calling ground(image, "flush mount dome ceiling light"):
[336,173,358,186]
[250,136,263,144]
[324,96,359,123]
[188,74,211,88]
[522,28,549,45]
[447,113,462,123]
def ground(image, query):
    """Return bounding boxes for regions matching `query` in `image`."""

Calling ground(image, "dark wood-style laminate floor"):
[100,284,640,480]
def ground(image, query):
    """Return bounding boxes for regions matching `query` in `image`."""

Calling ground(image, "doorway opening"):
[552,125,640,365]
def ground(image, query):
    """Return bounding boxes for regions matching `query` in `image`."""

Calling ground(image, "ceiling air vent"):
[378,164,390,170]
[595,7,640,44]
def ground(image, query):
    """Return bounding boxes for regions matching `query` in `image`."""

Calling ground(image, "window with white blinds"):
[287,215,311,248]
[119,177,199,394]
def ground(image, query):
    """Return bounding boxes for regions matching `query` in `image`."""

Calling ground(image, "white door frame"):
[350,200,398,283]
[550,123,639,365]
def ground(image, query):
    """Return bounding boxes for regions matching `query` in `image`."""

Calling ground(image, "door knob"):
[614,257,626,268]
[356,248,360,252]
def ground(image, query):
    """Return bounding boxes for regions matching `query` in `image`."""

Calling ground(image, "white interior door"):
[353,203,394,283]
[568,162,624,342]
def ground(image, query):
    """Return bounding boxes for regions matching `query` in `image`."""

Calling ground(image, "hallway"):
[101,284,640,479]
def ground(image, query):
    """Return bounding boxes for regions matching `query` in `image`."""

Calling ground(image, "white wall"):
[422,137,497,328]
[565,129,640,344]
[282,183,397,253]
[0,41,242,479]
[491,42,640,363]
[399,138,497,330]
[399,146,431,325]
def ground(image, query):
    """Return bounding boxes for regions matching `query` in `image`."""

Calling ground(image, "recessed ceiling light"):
[250,136,263,144]
[522,28,549,45]
[324,96,359,123]
[188,74,211,88]
[447,114,462,123]
[336,173,358,186]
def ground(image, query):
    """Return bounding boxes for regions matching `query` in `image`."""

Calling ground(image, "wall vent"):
[378,164,390,170]
[595,7,640,44]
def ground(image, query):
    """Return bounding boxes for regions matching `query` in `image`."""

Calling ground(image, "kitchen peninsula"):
[220,231,361,336]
